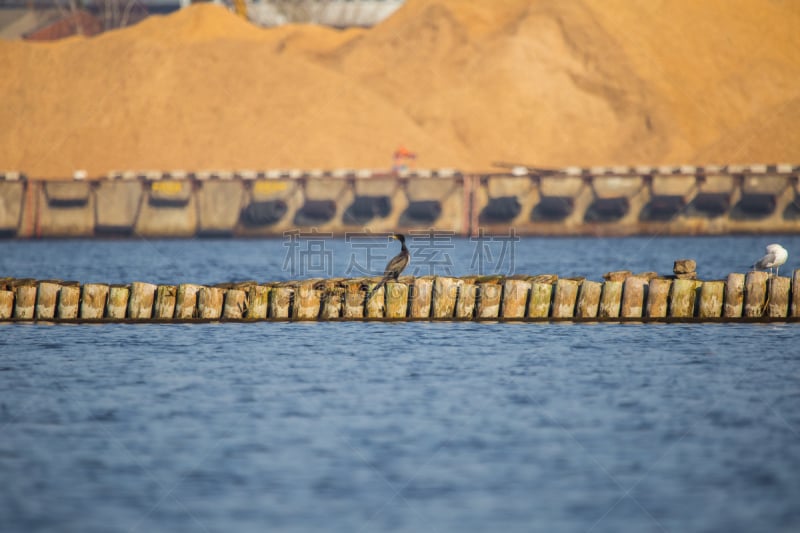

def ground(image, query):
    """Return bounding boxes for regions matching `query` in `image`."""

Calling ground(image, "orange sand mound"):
[1,1,798,178]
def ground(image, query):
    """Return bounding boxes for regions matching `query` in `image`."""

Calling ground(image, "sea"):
[1,235,799,533]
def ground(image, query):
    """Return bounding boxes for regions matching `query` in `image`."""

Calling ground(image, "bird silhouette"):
[368,233,410,299]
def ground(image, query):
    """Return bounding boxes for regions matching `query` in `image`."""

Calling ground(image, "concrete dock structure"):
[1,164,799,237]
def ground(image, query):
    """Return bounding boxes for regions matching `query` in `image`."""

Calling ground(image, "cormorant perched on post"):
[369,233,410,297]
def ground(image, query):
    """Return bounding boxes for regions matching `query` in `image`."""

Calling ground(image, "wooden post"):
[410,276,434,318]
[723,273,745,318]
[432,277,460,319]
[0,290,13,319]
[385,281,409,318]
[151,285,176,319]
[599,281,623,318]
[620,276,646,318]
[104,285,127,319]
[476,278,502,319]
[319,280,343,319]
[527,277,555,318]
[698,281,724,318]
[645,278,671,318]
[455,277,477,319]
[127,281,156,319]
[552,278,580,318]
[13,280,37,319]
[81,283,109,319]
[792,270,800,318]
[222,288,247,319]
[294,280,321,319]
[365,282,385,318]
[198,287,224,319]
[342,279,365,318]
[501,278,530,319]
[670,279,699,318]
[35,281,61,319]
[57,283,80,319]
[744,271,769,317]
[174,284,200,319]
[603,270,631,282]
[247,284,270,319]
[576,280,601,318]
[767,276,790,318]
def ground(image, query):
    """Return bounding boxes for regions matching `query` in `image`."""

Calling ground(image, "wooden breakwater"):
[2,262,800,323]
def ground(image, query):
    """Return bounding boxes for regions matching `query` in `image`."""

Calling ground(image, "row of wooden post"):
[1,270,799,322]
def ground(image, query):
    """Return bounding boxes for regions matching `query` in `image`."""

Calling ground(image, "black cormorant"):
[369,233,410,297]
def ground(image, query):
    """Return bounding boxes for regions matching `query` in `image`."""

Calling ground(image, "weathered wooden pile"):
[1,261,799,323]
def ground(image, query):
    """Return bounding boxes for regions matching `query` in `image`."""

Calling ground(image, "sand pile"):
[1,0,798,178]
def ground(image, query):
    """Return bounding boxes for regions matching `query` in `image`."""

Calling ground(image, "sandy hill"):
[1,0,798,178]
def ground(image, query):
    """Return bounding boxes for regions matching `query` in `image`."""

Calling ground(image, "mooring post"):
[223,288,247,319]
[433,277,460,319]
[599,280,623,318]
[527,275,555,318]
[723,273,745,317]
[621,276,646,318]
[792,269,800,318]
[57,282,80,319]
[270,283,294,319]
[35,280,61,319]
[81,283,109,319]
[645,278,671,318]
[476,277,502,319]
[246,284,270,319]
[767,276,790,318]
[343,279,365,318]
[698,280,724,318]
[744,271,769,317]
[552,278,580,318]
[174,284,200,319]
[410,276,434,318]
[107,285,129,318]
[291,280,319,320]
[319,280,343,319]
[151,285,176,319]
[576,280,601,318]
[0,290,13,319]
[365,281,385,318]
[455,277,477,319]
[127,282,156,319]
[670,279,699,318]
[197,287,224,319]
[13,280,36,319]
[501,277,530,319]
[385,281,409,318]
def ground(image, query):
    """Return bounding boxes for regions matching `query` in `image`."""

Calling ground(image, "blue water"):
[1,237,800,533]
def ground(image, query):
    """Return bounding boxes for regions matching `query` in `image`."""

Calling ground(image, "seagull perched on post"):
[753,243,788,276]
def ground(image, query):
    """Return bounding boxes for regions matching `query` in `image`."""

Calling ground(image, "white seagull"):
[753,243,788,276]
